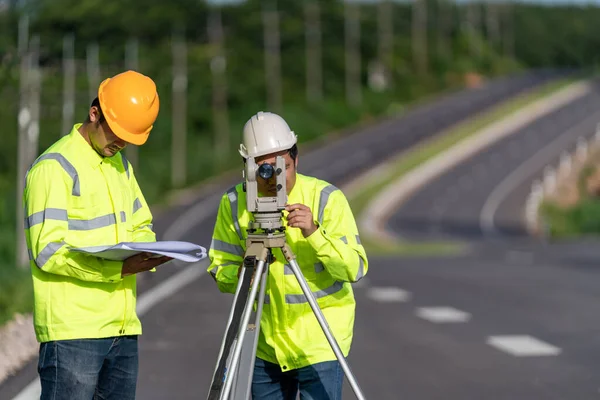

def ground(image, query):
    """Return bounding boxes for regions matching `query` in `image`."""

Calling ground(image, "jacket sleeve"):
[129,163,156,243]
[207,191,245,294]
[24,162,124,283]
[306,188,368,283]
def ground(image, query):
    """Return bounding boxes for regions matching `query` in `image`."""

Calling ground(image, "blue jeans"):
[252,358,343,400]
[38,336,138,400]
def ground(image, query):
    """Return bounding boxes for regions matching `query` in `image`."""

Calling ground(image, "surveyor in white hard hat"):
[208,111,368,399]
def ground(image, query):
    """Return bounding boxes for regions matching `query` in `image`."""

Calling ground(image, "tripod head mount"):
[243,155,287,235]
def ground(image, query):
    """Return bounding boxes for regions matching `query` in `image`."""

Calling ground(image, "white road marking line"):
[415,306,472,323]
[486,335,562,357]
[366,287,411,303]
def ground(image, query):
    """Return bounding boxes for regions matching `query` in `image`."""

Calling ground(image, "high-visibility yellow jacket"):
[208,173,368,371]
[23,124,155,343]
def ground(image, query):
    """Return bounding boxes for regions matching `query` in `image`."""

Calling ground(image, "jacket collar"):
[70,123,122,168]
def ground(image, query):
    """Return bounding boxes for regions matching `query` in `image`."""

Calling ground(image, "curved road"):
[364,79,600,399]
[0,70,573,400]
[387,79,600,242]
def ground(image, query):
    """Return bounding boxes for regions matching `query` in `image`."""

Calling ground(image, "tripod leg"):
[233,263,269,400]
[287,258,367,400]
[221,259,267,400]
[207,261,254,400]
[208,267,248,391]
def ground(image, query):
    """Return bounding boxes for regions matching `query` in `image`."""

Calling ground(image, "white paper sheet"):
[69,241,207,262]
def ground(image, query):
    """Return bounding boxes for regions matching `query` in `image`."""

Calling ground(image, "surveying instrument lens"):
[207,155,366,400]
[257,163,274,180]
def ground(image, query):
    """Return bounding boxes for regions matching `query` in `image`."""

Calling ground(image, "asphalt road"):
[372,78,600,399]
[0,70,572,400]
[386,78,600,243]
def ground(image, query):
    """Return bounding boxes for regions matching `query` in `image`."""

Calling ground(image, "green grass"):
[539,163,600,238]
[349,77,580,256]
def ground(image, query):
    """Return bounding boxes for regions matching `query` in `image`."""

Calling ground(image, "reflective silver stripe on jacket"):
[25,208,121,231]
[69,213,118,230]
[318,185,338,225]
[212,239,244,257]
[121,153,130,179]
[35,241,67,269]
[355,256,365,281]
[227,187,243,240]
[284,264,294,275]
[133,198,142,213]
[28,153,81,196]
[25,208,68,229]
[264,281,345,304]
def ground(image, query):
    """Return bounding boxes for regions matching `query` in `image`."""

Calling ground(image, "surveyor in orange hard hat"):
[24,69,168,400]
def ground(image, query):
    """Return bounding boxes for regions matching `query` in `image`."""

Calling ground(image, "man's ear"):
[89,106,101,123]
[294,155,299,169]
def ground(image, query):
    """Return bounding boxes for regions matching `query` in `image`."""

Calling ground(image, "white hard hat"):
[239,111,298,159]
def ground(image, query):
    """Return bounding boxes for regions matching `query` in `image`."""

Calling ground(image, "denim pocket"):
[37,341,57,377]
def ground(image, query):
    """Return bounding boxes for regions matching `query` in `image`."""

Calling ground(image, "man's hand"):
[285,203,318,238]
[121,252,173,277]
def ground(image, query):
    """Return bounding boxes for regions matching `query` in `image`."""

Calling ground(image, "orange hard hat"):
[98,70,159,146]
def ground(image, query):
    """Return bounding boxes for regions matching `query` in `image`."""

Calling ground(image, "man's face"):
[255,150,297,196]
[88,107,128,157]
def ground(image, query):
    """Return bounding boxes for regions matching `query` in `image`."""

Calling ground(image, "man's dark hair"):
[85,97,105,123]
[288,144,298,161]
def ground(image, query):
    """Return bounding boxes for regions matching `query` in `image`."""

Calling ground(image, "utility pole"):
[467,2,481,60]
[502,1,514,59]
[436,0,452,61]
[305,0,322,103]
[344,0,361,107]
[378,0,393,89]
[17,20,40,268]
[208,7,230,170]
[171,29,188,188]
[16,14,29,268]
[62,34,75,136]
[125,37,139,169]
[412,0,428,75]
[27,35,41,167]
[86,42,100,102]
[485,0,500,50]
[262,0,282,113]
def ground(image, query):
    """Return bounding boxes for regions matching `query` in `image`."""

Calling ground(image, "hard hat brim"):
[104,115,151,145]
